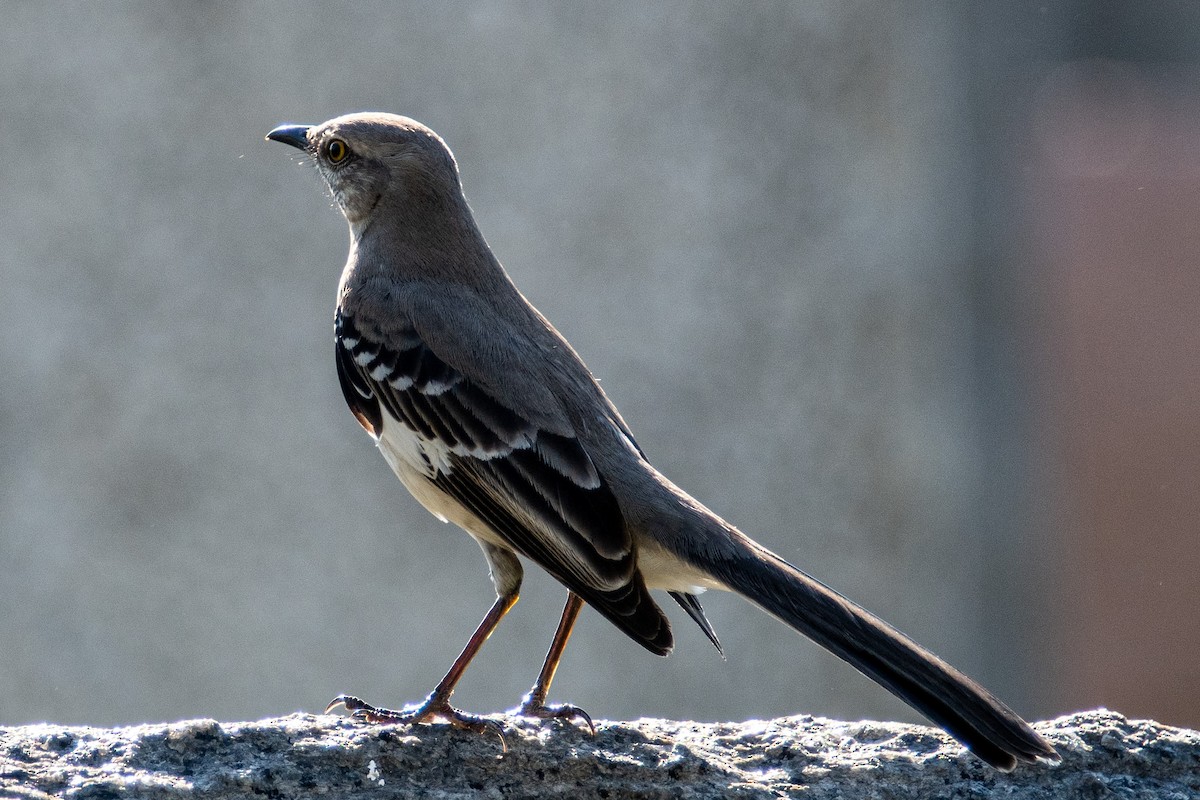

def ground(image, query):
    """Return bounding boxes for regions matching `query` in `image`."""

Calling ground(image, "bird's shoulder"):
[344,279,601,436]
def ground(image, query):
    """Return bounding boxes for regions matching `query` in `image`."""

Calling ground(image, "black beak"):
[266,124,312,150]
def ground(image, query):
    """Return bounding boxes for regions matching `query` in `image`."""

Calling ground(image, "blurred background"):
[2,2,1198,731]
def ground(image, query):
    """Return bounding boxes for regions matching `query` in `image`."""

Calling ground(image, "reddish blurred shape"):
[1030,59,1200,727]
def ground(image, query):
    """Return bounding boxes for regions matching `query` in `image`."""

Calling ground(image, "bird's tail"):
[705,531,1057,771]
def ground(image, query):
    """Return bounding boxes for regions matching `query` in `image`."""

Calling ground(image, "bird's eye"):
[325,138,349,163]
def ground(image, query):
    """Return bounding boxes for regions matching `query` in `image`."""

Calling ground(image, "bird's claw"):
[325,694,366,716]
[515,697,596,736]
[325,693,507,751]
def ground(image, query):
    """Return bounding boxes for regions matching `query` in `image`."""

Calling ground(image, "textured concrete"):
[1,710,1195,799]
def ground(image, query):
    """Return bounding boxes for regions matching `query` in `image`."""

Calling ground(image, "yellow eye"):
[326,138,349,163]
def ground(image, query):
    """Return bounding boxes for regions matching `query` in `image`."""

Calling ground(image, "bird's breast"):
[375,415,453,520]
[376,414,450,481]
[371,414,510,551]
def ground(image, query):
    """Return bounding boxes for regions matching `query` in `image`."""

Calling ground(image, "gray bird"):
[266,112,1058,770]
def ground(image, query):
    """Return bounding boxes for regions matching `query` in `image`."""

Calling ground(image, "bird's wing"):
[335,301,673,655]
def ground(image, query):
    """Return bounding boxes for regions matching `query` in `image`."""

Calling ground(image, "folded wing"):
[335,310,674,654]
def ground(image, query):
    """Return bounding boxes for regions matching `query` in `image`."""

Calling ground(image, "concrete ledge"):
[1,709,1196,798]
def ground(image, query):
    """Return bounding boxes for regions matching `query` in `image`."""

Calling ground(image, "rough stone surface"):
[0,710,1195,799]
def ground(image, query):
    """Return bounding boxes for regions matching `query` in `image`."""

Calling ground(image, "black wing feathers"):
[436,462,671,654]
[336,327,383,435]
[335,311,673,655]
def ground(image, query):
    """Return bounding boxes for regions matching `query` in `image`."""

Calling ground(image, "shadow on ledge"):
[1,710,1196,798]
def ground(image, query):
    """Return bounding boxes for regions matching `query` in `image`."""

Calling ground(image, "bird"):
[265,112,1059,770]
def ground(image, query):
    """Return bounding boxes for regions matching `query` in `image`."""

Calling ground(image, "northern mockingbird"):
[266,112,1058,770]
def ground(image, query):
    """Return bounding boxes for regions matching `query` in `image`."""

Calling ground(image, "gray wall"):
[2,3,1053,728]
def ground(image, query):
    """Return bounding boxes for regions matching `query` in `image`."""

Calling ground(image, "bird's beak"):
[266,124,312,151]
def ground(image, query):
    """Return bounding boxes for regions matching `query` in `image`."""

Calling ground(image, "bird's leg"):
[326,590,518,748]
[513,591,594,734]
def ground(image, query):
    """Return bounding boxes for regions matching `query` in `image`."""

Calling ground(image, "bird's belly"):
[374,416,509,550]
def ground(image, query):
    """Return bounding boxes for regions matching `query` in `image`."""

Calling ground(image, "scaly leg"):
[327,590,518,748]
[514,592,594,734]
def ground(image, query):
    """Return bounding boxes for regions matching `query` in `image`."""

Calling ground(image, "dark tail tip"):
[711,544,1059,770]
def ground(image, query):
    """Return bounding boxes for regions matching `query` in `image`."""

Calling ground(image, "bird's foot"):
[326,693,507,750]
[513,692,595,736]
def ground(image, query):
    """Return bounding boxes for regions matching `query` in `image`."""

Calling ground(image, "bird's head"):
[267,112,464,234]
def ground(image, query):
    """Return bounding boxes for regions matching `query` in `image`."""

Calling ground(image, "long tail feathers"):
[708,538,1058,771]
